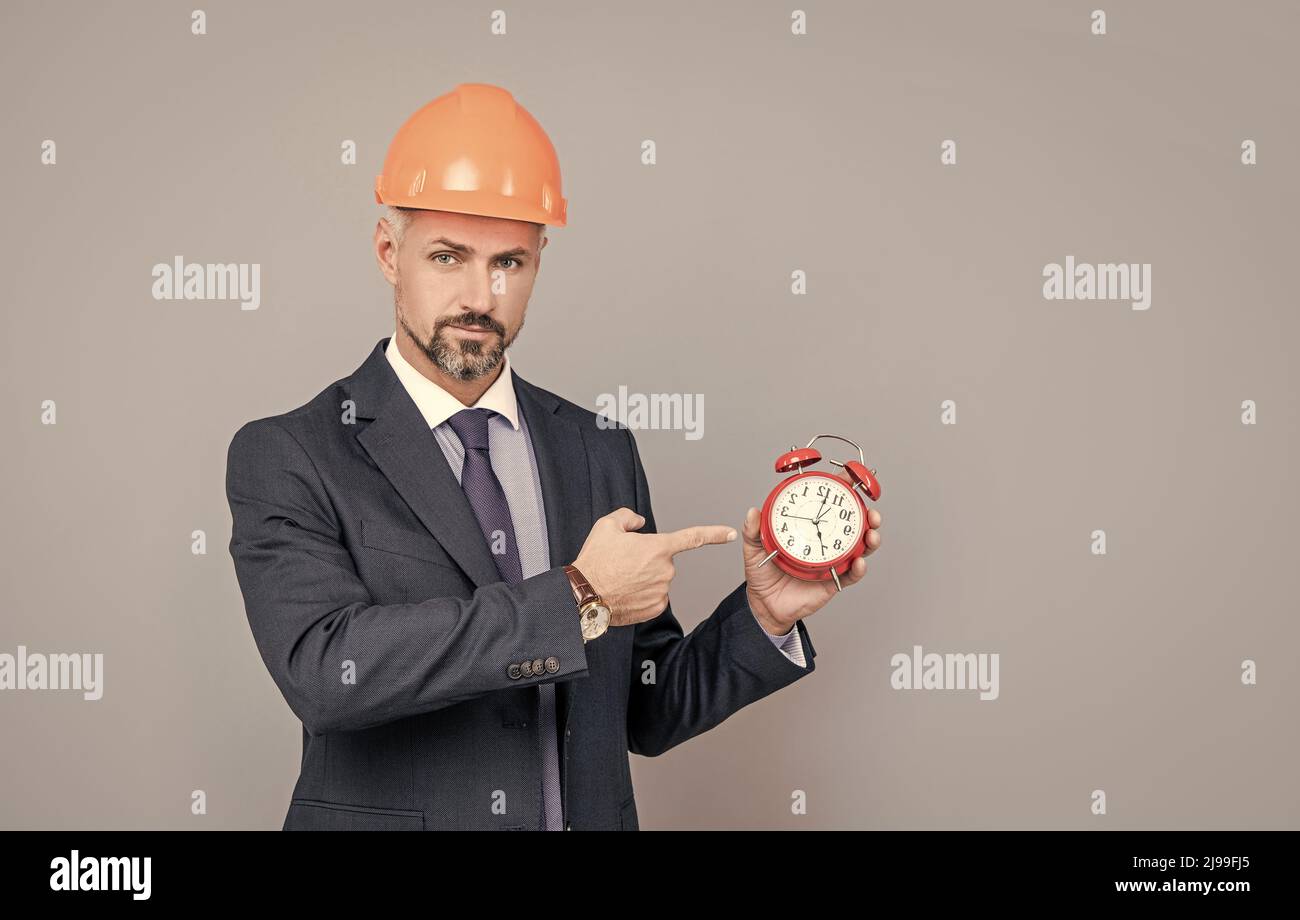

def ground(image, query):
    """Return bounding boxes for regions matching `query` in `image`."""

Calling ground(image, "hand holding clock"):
[743,469,883,637]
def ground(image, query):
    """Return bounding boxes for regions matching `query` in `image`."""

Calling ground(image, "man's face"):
[375,209,546,381]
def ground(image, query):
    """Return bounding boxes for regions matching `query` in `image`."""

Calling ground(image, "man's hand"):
[742,473,883,636]
[572,507,736,628]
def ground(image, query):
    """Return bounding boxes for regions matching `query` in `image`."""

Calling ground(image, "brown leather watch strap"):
[563,564,600,608]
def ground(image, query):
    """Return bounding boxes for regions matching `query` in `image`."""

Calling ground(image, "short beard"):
[395,278,522,382]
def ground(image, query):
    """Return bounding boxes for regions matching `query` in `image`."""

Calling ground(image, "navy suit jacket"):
[224,337,816,830]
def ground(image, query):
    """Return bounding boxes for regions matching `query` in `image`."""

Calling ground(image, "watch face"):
[769,474,862,566]
[581,604,610,639]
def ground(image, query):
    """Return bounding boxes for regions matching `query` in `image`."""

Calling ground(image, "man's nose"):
[461,262,496,314]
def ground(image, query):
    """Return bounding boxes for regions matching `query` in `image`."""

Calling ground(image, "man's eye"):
[498,258,519,269]
[431,253,456,264]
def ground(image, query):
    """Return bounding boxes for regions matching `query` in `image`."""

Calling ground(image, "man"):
[225,83,882,831]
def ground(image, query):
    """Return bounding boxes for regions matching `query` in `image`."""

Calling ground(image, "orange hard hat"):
[374,83,567,227]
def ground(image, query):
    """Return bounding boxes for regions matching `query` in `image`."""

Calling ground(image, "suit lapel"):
[345,338,595,589]
[349,338,503,588]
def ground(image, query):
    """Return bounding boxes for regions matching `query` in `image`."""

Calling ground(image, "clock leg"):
[831,568,843,592]
[757,549,779,568]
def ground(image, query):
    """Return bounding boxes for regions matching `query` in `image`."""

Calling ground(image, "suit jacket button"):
[507,663,522,680]
[544,656,560,674]
[520,660,534,678]
[531,658,545,675]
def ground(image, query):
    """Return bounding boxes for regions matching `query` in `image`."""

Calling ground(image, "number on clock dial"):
[770,476,861,564]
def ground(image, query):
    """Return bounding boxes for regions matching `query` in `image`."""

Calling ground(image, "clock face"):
[769,474,863,566]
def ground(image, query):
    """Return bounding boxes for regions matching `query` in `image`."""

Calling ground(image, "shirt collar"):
[384,332,520,431]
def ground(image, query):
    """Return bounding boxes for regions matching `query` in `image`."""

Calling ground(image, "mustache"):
[437,312,505,336]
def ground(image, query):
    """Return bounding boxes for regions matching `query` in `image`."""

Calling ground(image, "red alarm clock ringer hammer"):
[758,433,881,592]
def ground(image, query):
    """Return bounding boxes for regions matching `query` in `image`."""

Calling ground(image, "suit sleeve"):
[225,418,588,737]
[622,428,816,758]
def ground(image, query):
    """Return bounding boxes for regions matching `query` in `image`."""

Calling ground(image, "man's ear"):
[374,220,399,285]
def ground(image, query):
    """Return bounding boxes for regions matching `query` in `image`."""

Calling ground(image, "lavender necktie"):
[445,408,563,831]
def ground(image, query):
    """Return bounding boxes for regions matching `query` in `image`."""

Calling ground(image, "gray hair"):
[384,205,415,244]
[384,205,546,246]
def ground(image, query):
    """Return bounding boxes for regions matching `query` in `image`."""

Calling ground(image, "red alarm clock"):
[758,434,882,591]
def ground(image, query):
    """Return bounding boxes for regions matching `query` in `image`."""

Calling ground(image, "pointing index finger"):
[659,525,738,556]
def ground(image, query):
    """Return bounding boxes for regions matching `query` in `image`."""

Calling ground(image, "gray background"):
[1,0,1296,829]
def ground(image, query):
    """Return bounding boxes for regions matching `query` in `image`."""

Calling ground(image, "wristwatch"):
[563,564,610,643]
